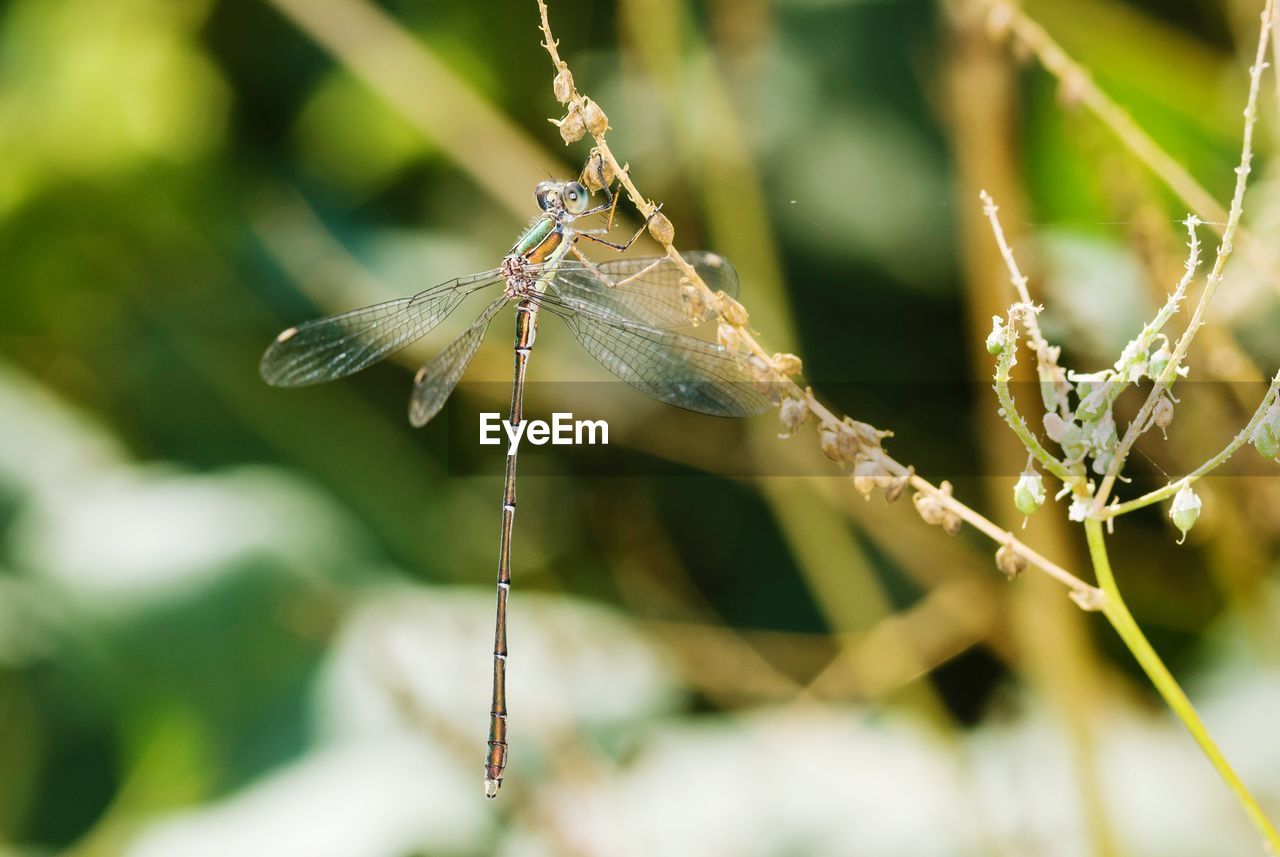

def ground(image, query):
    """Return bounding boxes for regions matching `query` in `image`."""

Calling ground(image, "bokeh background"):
[3,0,1280,854]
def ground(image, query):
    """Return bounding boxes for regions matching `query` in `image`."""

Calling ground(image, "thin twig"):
[991,304,1077,484]
[980,190,1068,413]
[1102,369,1280,518]
[908,474,1102,607]
[975,0,1280,289]
[1092,0,1274,513]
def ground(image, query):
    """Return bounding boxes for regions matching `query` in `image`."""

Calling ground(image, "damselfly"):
[260,168,772,797]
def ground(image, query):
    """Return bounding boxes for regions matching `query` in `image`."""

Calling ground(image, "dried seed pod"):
[558,110,586,144]
[553,68,574,104]
[647,211,674,245]
[778,396,809,439]
[996,543,1026,580]
[882,468,912,503]
[852,459,881,499]
[843,418,889,453]
[913,490,947,526]
[941,510,963,536]
[719,295,749,327]
[582,151,615,191]
[747,357,777,395]
[581,99,609,136]
[835,424,862,461]
[1153,394,1175,437]
[819,427,843,463]
[772,352,803,378]
[680,281,706,324]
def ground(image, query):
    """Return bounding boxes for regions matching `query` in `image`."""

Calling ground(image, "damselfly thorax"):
[260,168,772,798]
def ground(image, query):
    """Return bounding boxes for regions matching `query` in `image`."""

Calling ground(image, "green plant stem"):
[994,312,1079,485]
[1083,519,1280,850]
[1102,370,1280,518]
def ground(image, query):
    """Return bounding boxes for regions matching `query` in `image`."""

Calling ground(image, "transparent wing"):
[408,294,508,427]
[543,251,739,330]
[260,271,503,387]
[546,303,773,418]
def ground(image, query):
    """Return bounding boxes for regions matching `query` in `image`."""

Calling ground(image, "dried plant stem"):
[909,474,1101,605]
[1083,519,1280,851]
[535,0,1102,607]
[980,190,1067,409]
[1093,0,1274,514]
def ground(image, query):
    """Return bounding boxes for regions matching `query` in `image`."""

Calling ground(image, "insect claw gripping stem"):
[577,203,662,253]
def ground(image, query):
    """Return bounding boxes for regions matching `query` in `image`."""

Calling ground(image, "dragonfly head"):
[535,180,590,217]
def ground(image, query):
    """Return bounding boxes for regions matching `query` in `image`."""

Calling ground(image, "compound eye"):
[535,180,558,211]
[563,181,589,214]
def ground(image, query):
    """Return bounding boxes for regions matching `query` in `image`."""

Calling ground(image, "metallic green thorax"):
[512,216,559,257]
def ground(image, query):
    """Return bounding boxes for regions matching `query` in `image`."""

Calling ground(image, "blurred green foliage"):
[2,0,1279,854]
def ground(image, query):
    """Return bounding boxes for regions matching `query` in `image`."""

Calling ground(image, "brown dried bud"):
[772,352,803,378]
[995,543,1027,580]
[647,211,674,245]
[720,295,749,327]
[581,99,609,136]
[582,151,615,191]
[778,396,809,439]
[913,491,947,526]
[852,459,883,499]
[882,469,911,503]
[842,418,889,454]
[914,480,960,532]
[747,357,778,395]
[835,424,861,461]
[819,427,842,463]
[553,68,574,104]
[680,281,706,324]
[1153,394,1174,437]
[557,110,586,144]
